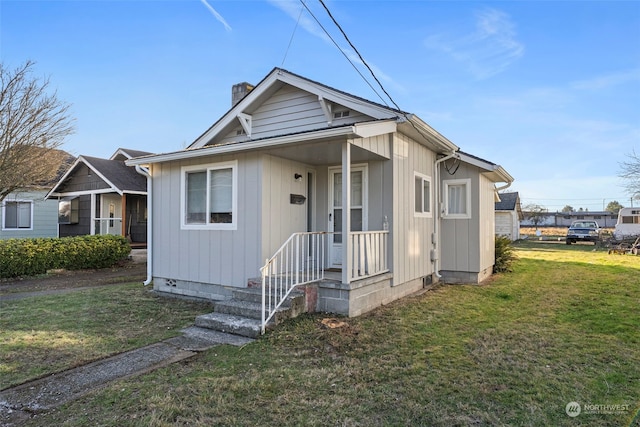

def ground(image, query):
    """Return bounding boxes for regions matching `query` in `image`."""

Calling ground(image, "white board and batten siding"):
[440,164,495,283]
[260,154,310,263]
[150,153,262,290]
[391,133,436,287]
[217,84,369,145]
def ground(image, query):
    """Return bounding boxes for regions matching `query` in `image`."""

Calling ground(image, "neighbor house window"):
[58,197,79,224]
[181,161,237,230]
[414,172,432,217]
[3,200,33,230]
[443,179,471,219]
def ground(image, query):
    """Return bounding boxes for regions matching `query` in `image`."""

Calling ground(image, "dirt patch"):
[0,260,147,296]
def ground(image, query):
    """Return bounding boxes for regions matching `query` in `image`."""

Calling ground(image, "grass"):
[6,242,640,426]
[0,283,213,389]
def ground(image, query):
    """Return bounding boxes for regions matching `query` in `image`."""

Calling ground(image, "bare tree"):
[619,150,640,198]
[0,60,75,201]
[523,203,547,230]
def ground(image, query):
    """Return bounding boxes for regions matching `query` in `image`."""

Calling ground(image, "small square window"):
[414,172,431,217]
[443,179,471,219]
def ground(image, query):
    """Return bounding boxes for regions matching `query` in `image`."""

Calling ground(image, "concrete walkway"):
[0,326,253,426]
[0,250,253,427]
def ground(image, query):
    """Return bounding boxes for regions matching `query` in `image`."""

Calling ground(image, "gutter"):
[433,151,459,279]
[134,165,152,286]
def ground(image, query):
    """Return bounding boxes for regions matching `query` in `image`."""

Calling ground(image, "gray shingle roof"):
[496,192,520,211]
[82,155,147,193]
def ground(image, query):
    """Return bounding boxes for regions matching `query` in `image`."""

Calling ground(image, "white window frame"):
[2,199,34,231]
[443,178,471,219]
[180,160,238,230]
[414,172,432,218]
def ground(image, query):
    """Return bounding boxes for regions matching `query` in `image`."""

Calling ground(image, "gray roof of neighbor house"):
[496,192,520,211]
[82,155,148,193]
[46,148,153,197]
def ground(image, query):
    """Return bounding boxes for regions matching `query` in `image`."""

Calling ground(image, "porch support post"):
[90,193,96,235]
[342,141,351,284]
[121,194,127,238]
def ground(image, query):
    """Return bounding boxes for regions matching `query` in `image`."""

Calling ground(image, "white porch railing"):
[348,230,389,281]
[94,218,123,236]
[260,230,390,334]
[261,231,328,334]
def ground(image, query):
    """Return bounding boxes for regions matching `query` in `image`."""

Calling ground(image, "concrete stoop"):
[195,287,306,338]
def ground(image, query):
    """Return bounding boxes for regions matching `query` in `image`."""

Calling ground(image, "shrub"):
[0,235,131,279]
[494,235,517,273]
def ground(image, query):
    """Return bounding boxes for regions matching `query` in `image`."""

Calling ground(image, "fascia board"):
[352,120,397,138]
[47,188,121,198]
[458,152,514,184]
[406,116,459,153]
[126,126,358,166]
[280,72,399,119]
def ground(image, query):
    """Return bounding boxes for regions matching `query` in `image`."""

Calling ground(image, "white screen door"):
[328,166,367,268]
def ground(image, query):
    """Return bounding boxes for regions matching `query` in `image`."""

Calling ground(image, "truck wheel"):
[566,240,572,245]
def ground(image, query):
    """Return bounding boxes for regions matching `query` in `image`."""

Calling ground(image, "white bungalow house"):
[127,68,513,324]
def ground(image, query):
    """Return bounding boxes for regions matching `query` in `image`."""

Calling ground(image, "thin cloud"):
[200,0,232,32]
[425,8,524,79]
[571,69,640,90]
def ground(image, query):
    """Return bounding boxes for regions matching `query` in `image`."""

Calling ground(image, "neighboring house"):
[1,150,74,240]
[46,148,151,246]
[495,192,523,240]
[521,211,617,228]
[126,68,513,318]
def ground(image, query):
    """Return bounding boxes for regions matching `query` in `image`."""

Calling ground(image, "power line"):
[298,0,389,107]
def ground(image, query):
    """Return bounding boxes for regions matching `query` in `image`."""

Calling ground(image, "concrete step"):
[215,299,294,324]
[232,287,304,306]
[164,326,254,351]
[195,312,262,338]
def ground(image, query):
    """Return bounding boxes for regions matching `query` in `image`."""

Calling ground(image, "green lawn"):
[6,242,640,426]
[0,283,213,389]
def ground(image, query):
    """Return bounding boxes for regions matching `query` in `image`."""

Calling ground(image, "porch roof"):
[126,119,398,167]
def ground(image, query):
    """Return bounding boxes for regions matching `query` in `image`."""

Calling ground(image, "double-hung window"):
[181,161,237,230]
[3,200,33,230]
[414,172,432,217]
[443,179,471,219]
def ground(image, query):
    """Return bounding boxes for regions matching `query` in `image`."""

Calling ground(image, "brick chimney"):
[232,82,254,107]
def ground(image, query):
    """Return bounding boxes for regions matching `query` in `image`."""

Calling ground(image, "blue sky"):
[1,0,639,211]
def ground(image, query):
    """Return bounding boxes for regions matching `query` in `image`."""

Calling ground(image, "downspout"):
[433,151,459,279]
[135,165,152,286]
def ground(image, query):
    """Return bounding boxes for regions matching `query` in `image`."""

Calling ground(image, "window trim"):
[443,178,471,219]
[413,172,432,218]
[2,199,34,231]
[180,160,238,230]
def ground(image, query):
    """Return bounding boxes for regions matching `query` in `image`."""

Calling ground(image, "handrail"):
[260,232,330,334]
[260,230,389,334]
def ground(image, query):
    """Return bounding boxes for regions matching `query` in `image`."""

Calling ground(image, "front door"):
[328,166,367,268]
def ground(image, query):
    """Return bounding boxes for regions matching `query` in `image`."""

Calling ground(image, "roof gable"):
[47,154,147,197]
[189,68,402,150]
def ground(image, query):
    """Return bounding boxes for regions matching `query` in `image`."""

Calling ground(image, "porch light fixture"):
[294,173,303,182]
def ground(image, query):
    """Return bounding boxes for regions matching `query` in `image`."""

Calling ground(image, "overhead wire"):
[280,3,305,68]
[298,0,389,107]
[314,0,457,160]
